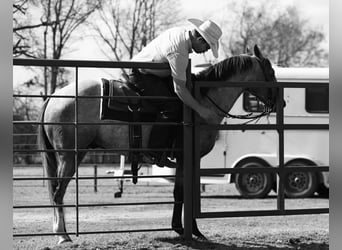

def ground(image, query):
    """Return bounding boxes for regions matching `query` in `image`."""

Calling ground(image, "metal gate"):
[13,58,188,238]
[182,79,329,239]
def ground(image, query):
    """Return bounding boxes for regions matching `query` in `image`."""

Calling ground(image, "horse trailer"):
[152,67,329,198]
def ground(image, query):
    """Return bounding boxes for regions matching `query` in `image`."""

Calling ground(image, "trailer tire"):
[317,184,329,198]
[235,158,273,198]
[284,160,318,198]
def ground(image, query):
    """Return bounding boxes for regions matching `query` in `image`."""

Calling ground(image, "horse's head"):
[246,45,284,112]
[195,46,285,117]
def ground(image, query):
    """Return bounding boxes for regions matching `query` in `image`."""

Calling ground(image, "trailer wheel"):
[235,159,273,198]
[317,184,329,198]
[284,160,318,198]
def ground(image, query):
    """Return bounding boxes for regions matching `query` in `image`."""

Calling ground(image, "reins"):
[204,93,271,121]
[203,56,274,123]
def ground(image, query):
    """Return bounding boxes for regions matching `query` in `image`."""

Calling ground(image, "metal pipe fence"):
[13,58,329,240]
[181,80,329,239]
[13,58,185,238]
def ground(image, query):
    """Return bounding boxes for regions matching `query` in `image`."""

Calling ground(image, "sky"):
[13,0,329,86]
[182,0,328,29]
[68,0,329,60]
[182,0,328,48]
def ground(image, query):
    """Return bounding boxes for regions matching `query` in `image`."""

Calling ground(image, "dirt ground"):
[13,165,329,250]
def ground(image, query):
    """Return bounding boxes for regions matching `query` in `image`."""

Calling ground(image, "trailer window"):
[243,92,269,112]
[305,87,329,113]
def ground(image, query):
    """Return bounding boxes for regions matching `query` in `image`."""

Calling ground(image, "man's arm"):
[173,78,217,123]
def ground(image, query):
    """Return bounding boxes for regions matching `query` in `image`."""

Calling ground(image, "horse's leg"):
[52,152,86,244]
[192,219,206,239]
[172,157,206,239]
[172,164,184,235]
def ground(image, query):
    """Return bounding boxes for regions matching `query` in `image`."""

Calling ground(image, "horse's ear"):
[254,45,265,59]
[246,46,252,55]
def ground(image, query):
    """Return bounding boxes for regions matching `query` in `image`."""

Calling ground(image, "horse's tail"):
[37,98,57,202]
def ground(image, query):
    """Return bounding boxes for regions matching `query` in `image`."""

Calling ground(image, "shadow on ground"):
[156,236,329,250]
[39,236,329,250]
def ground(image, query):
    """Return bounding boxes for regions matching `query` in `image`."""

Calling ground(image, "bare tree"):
[223,2,328,67]
[91,0,183,78]
[39,0,102,94]
[13,0,102,94]
[13,0,41,57]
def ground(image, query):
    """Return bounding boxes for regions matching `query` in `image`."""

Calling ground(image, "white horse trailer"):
[152,67,329,198]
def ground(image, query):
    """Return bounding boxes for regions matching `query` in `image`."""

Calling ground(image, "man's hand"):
[173,78,217,123]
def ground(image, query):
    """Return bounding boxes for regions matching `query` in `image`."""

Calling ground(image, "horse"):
[38,45,279,244]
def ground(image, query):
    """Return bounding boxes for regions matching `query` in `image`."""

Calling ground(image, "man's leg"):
[127,71,182,168]
[144,76,182,168]
[148,109,181,168]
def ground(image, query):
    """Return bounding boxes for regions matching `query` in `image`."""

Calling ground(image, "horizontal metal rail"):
[13,58,170,69]
[14,227,177,238]
[195,81,329,88]
[13,121,183,126]
[198,124,328,130]
[200,166,329,175]
[14,201,180,209]
[13,121,328,130]
[13,133,37,136]
[13,174,177,181]
[14,148,182,153]
[13,94,178,100]
[198,208,329,219]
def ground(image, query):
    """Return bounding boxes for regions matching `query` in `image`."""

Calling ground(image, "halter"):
[204,56,275,122]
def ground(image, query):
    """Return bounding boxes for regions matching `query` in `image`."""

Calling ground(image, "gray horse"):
[38,45,278,244]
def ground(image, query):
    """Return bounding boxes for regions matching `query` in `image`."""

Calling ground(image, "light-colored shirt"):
[131,27,193,82]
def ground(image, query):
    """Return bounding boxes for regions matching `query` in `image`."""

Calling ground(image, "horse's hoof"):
[195,234,208,241]
[172,227,184,236]
[58,236,72,244]
[193,230,207,241]
[114,192,122,198]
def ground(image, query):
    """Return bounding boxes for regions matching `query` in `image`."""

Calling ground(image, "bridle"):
[205,93,272,120]
[204,57,276,122]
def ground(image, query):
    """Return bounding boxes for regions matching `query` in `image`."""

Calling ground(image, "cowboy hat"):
[188,18,222,58]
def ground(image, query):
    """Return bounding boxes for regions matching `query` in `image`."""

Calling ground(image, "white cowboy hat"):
[187,18,222,58]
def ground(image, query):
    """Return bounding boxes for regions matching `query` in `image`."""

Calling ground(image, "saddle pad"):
[100,78,157,122]
[108,79,139,107]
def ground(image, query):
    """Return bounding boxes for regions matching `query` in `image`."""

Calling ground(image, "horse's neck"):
[203,82,244,123]
[197,78,244,155]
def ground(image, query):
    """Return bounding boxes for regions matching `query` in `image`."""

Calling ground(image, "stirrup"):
[157,157,177,168]
[143,152,177,168]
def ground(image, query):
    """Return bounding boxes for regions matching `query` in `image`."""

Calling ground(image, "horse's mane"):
[193,55,254,94]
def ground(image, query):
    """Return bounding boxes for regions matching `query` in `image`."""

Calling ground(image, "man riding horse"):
[128,18,223,168]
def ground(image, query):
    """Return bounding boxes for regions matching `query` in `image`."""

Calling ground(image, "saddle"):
[100,78,158,122]
[100,78,158,184]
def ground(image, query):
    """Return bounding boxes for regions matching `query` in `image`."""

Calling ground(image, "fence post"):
[276,85,285,211]
[183,60,193,240]
[94,165,98,193]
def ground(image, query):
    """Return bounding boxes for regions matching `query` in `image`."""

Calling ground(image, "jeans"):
[127,69,183,160]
